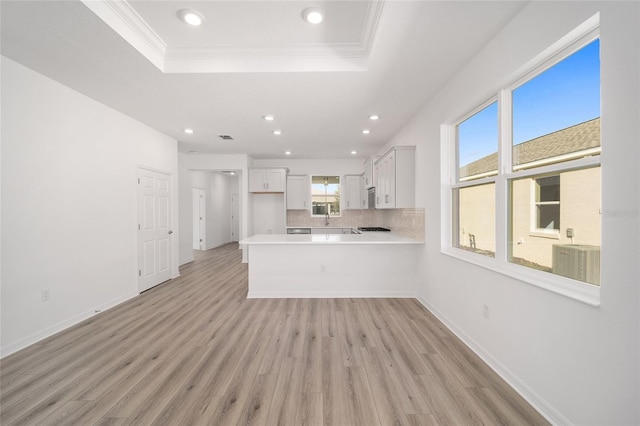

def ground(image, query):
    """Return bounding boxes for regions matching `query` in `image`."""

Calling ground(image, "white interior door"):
[192,188,206,250]
[231,193,239,242]
[138,168,172,293]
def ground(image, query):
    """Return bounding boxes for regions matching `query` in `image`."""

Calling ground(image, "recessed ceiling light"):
[369,114,380,120]
[178,9,203,26]
[184,128,194,134]
[285,151,292,155]
[263,115,275,121]
[362,129,371,134]
[302,8,324,24]
[273,130,282,135]
[351,151,357,155]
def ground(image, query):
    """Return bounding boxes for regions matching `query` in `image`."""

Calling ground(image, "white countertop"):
[240,232,424,245]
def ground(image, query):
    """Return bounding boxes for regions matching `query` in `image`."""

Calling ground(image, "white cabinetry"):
[360,174,368,209]
[363,157,375,189]
[374,146,415,209]
[249,168,286,193]
[287,175,309,210]
[344,174,361,210]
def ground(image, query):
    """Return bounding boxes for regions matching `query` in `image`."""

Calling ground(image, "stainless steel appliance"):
[286,228,311,234]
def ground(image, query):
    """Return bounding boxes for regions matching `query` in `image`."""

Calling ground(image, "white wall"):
[1,57,179,356]
[251,193,286,235]
[382,2,639,424]
[210,173,232,248]
[178,154,194,265]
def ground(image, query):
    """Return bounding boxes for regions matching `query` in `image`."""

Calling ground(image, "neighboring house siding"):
[458,119,601,267]
[458,183,495,253]
[510,167,601,268]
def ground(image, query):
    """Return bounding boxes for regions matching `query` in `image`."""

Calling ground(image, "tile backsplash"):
[287,208,425,240]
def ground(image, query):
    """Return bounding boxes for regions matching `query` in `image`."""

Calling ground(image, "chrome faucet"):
[325,212,330,226]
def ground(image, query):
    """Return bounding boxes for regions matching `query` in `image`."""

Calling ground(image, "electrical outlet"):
[482,304,489,319]
[41,289,50,302]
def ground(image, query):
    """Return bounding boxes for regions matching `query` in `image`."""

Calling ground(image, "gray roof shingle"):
[460,118,600,178]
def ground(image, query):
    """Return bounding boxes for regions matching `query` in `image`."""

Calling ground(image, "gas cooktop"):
[357,227,391,232]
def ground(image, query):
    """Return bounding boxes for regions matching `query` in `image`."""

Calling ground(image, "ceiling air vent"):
[218,134,234,140]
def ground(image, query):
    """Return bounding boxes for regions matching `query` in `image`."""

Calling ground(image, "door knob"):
[168,230,173,234]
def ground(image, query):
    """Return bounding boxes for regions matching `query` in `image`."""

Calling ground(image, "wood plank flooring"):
[0,243,549,425]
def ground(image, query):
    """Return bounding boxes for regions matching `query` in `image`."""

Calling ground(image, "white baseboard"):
[0,291,138,358]
[415,295,568,426]
[247,291,416,299]
[179,257,194,267]
[205,240,230,250]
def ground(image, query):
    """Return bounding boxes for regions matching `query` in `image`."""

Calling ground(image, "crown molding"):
[359,0,385,57]
[81,0,385,73]
[81,0,166,70]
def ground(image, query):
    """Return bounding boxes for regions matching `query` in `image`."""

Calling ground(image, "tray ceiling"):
[82,0,385,73]
[1,1,527,159]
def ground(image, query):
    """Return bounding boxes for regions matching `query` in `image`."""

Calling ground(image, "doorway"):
[137,167,172,293]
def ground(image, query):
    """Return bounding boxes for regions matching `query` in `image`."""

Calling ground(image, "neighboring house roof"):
[460,117,600,178]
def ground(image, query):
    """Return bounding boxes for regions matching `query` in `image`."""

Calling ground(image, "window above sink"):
[311,175,341,217]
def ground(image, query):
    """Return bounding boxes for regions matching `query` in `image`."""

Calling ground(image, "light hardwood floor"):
[1,243,549,425]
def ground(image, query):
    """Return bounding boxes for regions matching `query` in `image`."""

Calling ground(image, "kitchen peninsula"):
[240,231,424,298]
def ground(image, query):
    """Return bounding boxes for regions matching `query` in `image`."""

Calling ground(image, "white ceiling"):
[0,1,527,159]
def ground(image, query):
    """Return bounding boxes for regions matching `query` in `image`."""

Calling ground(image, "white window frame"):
[530,176,561,238]
[441,14,601,306]
[310,175,342,218]
[451,98,499,257]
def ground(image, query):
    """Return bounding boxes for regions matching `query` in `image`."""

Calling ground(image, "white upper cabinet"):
[360,174,368,209]
[249,168,286,193]
[374,146,415,209]
[363,156,375,189]
[344,174,361,210]
[287,175,309,209]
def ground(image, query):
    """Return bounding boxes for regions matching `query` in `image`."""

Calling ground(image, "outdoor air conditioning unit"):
[552,244,600,286]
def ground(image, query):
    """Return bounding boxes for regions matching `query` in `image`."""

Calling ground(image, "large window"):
[445,20,601,301]
[311,176,340,216]
[454,102,498,256]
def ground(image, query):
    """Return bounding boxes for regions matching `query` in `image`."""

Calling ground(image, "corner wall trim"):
[415,296,569,426]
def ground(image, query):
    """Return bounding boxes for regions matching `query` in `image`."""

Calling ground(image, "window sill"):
[442,247,600,307]
[529,230,560,239]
